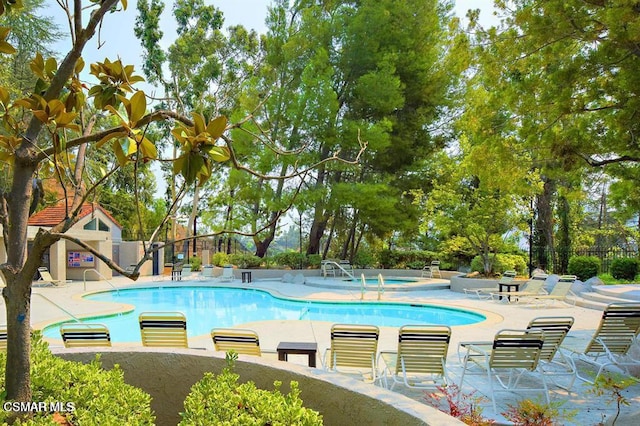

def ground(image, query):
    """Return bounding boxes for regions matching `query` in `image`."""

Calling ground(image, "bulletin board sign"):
[67,251,95,268]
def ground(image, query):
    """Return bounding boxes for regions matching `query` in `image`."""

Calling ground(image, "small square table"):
[498,282,520,301]
[241,271,252,283]
[277,342,317,367]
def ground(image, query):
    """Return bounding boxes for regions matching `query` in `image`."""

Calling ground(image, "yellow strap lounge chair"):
[139,312,188,348]
[378,325,451,390]
[525,279,577,307]
[0,326,6,351]
[562,302,640,383]
[323,324,379,383]
[459,329,548,411]
[211,328,261,356]
[60,323,112,348]
[527,316,576,390]
[36,267,62,287]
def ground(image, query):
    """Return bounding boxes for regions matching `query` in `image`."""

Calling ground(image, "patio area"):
[5,272,640,425]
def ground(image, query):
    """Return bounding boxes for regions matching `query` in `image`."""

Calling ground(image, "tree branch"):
[35,110,194,162]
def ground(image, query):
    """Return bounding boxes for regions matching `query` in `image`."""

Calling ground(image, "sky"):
[41,0,498,197]
[44,1,498,83]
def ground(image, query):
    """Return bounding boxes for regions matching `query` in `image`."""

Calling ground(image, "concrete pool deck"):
[3,273,640,425]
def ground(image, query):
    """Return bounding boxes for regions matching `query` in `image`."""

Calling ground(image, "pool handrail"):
[83,268,120,293]
[377,274,385,300]
[33,293,81,323]
[360,274,366,300]
[322,260,355,280]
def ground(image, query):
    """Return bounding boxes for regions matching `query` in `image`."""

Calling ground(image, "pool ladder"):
[359,274,384,300]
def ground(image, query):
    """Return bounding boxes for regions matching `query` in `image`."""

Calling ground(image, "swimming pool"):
[43,286,485,342]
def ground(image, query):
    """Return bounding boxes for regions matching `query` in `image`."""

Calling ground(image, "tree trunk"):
[307,208,329,255]
[2,277,31,404]
[556,195,571,274]
[534,177,555,271]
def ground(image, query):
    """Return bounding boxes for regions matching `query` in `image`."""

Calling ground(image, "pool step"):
[572,287,640,310]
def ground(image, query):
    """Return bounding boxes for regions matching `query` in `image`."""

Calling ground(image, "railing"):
[360,274,366,300]
[32,293,81,322]
[377,274,385,301]
[321,260,355,280]
[83,269,119,293]
[299,306,309,320]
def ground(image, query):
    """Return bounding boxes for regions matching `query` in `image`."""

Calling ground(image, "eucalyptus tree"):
[463,0,640,271]
[135,0,262,256]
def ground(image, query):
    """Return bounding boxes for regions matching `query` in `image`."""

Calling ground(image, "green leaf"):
[139,136,157,160]
[206,116,227,140]
[193,112,206,136]
[129,91,146,124]
[96,131,127,149]
[205,146,230,162]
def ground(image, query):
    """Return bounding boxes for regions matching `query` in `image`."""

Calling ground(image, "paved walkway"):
[3,275,640,425]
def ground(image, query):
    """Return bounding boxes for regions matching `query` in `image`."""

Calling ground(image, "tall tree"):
[465,0,640,270]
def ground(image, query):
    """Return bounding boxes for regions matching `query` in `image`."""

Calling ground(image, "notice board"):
[67,251,95,268]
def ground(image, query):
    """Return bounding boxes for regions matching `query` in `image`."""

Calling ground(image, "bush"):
[273,252,308,269]
[406,261,425,270]
[353,249,375,268]
[0,333,154,425]
[180,356,322,425]
[306,254,322,269]
[470,254,527,275]
[568,256,600,281]
[610,258,639,281]
[211,252,230,267]
[188,256,202,271]
[376,250,437,269]
[229,254,262,269]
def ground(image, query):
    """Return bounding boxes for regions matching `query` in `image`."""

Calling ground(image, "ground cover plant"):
[179,354,322,425]
[0,333,154,425]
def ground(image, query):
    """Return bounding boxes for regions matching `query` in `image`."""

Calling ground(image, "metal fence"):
[533,246,638,275]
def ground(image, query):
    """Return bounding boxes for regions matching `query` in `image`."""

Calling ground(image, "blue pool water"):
[43,286,485,342]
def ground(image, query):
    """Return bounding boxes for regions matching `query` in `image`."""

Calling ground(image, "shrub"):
[610,258,639,281]
[470,254,527,275]
[179,355,322,425]
[568,256,600,281]
[423,384,493,425]
[273,252,308,269]
[502,398,576,425]
[0,333,155,425]
[229,254,262,269]
[353,249,375,268]
[188,256,202,271]
[376,250,437,269]
[211,252,230,267]
[407,260,425,270]
[306,254,322,269]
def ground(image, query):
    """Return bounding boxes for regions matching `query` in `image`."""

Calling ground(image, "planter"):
[450,274,498,293]
[55,348,463,426]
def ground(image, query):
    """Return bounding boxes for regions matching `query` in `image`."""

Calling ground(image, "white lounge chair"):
[35,267,61,286]
[561,302,640,383]
[218,265,234,282]
[459,328,548,411]
[463,271,517,300]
